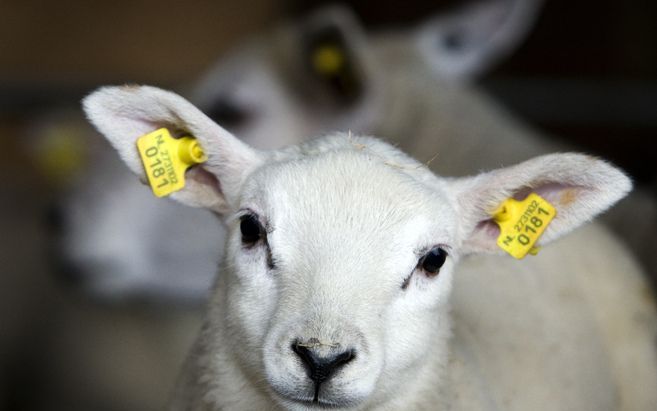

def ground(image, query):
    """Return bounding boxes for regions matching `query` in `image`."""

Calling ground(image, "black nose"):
[292,340,355,385]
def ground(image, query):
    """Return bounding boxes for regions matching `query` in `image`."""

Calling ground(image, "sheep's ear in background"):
[82,85,263,214]
[449,153,632,255]
[415,0,545,81]
[190,5,376,148]
[296,5,372,105]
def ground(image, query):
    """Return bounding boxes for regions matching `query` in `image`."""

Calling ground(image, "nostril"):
[291,340,356,385]
[332,349,355,368]
[292,341,315,370]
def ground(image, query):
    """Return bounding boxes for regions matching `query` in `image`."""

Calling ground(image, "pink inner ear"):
[513,183,586,208]
[467,183,584,253]
[464,218,502,253]
[476,219,501,238]
[478,183,581,238]
[187,166,223,197]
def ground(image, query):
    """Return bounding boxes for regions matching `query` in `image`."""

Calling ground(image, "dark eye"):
[420,247,448,276]
[240,214,264,245]
[205,99,248,130]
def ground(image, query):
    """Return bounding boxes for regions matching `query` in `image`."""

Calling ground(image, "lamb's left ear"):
[83,85,263,214]
[450,153,632,255]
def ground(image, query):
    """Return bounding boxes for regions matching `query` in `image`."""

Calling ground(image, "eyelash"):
[401,245,450,290]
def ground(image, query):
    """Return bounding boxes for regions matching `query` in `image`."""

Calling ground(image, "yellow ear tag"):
[312,45,344,76]
[491,193,557,259]
[136,128,207,197]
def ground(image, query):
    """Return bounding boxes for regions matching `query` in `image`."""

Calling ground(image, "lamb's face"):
[222,148,459,409]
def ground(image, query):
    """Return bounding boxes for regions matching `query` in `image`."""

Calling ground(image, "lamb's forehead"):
[240,136,457,238]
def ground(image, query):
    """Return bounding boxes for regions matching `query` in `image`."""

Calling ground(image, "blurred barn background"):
[1,0,656,410]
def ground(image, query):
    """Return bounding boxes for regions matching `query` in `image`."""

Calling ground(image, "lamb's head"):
[83,86,631,409]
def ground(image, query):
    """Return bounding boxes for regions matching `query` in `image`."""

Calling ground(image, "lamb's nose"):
[292,340,355,384]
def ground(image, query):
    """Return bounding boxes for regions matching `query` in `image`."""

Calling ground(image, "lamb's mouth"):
[291,398,348,409]
[271,386,362,410]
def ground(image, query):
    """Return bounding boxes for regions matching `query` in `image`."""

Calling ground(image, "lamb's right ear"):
[83,85,263,214]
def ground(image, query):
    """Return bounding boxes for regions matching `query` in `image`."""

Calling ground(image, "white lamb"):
[84,85,657,410]
[55,0,548,301]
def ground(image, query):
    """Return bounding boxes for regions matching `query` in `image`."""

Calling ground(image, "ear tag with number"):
[492,193,557,259]
[136,128,207,197]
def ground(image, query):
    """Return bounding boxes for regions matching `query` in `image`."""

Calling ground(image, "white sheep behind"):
[84,85,657,410]
[56,0,548,302]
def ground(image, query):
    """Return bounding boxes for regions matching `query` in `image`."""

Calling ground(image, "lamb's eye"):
[240,214,263,245]
[420,247,448,276]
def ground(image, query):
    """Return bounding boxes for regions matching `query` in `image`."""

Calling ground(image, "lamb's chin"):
[271,388,365,411]
[264,374,368,410]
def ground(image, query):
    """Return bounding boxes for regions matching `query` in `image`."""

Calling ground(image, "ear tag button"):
[136,128,207,197]
[491,193,556,259]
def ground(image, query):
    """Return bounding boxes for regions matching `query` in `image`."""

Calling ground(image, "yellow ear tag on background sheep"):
[492,193,557,259]
[136,128,207,197]
[312,45,345,76]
